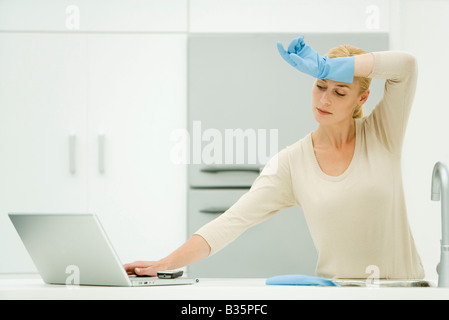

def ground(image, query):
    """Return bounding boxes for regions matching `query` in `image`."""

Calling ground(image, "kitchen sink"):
[334,279,435,287]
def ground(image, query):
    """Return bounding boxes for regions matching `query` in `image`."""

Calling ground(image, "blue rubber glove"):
[266,274,340,287]
[277,35,355,83]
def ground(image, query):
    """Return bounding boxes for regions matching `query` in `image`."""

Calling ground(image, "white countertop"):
[1,276,449,300]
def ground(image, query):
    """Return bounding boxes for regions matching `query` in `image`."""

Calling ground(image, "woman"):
[125,35,424,280]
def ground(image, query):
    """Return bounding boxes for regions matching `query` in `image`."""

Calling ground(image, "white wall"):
[1,0,446,280]
[396,0,449,281]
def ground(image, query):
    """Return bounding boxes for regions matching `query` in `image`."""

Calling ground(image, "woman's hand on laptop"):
[124,235,211,277]
[124,260,167,277]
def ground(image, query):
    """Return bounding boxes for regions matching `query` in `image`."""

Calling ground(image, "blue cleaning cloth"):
[266,275,340,287]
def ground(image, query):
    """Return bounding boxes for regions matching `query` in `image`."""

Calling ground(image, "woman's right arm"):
[124,234,211,276]
[124,147,297,276]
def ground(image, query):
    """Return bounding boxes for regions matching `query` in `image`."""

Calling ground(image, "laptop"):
[8,213,198,287]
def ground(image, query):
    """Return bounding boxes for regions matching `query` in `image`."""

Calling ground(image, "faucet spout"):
[432,162,449,244]
[431,161,449,287]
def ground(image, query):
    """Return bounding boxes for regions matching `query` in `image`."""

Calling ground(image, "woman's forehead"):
[317,79,354,89]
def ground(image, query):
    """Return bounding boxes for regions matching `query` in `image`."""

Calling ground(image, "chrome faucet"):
[431,161,449,287]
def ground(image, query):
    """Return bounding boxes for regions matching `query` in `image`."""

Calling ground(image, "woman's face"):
[311,79,369,125]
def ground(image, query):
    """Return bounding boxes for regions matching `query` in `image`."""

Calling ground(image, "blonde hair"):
[326,45,372,119]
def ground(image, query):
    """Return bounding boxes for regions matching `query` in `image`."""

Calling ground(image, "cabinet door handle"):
[69,134,76,174]
[199,207,230,214]
[200,165,262,174]
[98,134,105,174]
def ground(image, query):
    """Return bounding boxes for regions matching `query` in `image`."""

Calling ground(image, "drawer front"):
[187,189,317,278]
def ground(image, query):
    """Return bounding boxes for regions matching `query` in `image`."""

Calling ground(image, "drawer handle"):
[98,134,105,174]
[199,207,230,214]
[69,134,76,174]
[200,165,262,173]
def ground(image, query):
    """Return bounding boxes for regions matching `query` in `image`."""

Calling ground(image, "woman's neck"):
[312,118,356,150]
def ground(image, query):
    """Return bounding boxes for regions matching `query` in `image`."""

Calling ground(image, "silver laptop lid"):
[9,213,131,286]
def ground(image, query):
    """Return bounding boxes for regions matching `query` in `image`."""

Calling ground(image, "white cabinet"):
[86,34,187,263]
[189,0,390,33]
[0,33,187,273]
[0,0,188,32]
[0,33,88,272]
